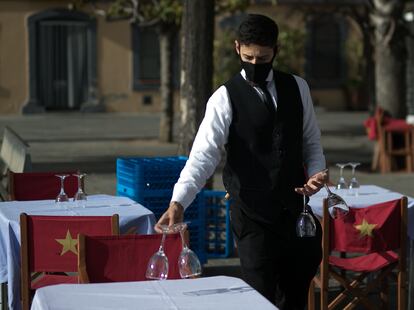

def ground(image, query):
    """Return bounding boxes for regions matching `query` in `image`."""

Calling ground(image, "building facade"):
[0,0,367,114]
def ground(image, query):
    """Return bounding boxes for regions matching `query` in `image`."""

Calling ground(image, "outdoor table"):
[30,275,278,310]
[0,194,156,310]
[308,184,414,309]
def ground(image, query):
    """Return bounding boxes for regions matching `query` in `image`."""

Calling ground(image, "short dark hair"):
[237,14,279,48]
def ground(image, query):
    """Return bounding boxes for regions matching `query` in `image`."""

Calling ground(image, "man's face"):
[235,41,275,64]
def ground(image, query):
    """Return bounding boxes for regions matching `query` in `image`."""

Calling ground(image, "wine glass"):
[172,222,202,278]
[55,175,69,208]
[335,163,349,190]
[324,184,349,219]
[296,194,316,237]
[73,173,87,208]
[146,225,169,280]
[348,162,361,196]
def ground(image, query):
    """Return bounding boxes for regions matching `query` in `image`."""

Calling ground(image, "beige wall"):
[0,1,352,114]
[0,0,166,114]
[96,17,165,113]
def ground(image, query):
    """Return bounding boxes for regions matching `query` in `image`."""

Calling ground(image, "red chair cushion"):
[329,251,398,272]
[330,199,401,253]
[383,119,412,132]
[31,274,78,290]
[27,215,115,273]
[363,117,377,140]
[84,234,182,282]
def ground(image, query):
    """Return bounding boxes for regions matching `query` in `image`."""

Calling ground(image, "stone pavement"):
[1,109,413,197]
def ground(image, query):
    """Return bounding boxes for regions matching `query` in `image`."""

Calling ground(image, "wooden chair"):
[8,171,80,201]
[308,197,407,310]
[375,107,414,173]
[78,234,182,283]
[0,126,32,200]
[20,213,119,310]
[0,126,32,175]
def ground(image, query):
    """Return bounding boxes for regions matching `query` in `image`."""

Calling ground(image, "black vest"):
[223,70,305,222]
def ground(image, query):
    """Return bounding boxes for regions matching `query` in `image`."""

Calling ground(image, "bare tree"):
[295,0,407,117]
[370,0,406,117]
[178,0,249,155]
[178,0,215,155]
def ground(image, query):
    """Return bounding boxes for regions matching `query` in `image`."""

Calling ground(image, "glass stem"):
[303,194,307,213]
[179,230,188,249]
[159,231,167,253]
[77,176,83,193]
[59,177,65,194]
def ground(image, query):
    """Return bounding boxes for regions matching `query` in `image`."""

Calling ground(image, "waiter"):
[156,14,327,310]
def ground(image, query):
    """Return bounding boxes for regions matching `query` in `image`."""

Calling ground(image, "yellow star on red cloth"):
[354,219,377,237]
[55,230,78,255]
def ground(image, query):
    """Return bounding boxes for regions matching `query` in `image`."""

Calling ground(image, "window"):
[305,15,346,88]
[132,25,180,90]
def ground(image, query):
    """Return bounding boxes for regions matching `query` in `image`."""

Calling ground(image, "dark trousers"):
[230,203,322,310]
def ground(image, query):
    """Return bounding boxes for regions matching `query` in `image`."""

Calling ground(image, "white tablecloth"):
[308,185,414,240]
[0,194,156,310]
[30,276,278,310]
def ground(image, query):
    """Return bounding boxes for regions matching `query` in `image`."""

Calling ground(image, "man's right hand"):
[154,201,184,233]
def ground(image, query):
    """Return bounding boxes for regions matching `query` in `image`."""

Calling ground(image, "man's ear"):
[235,40,240,55]
[273,44,279,57]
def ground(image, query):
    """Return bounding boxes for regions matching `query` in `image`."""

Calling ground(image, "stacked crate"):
[116,156,206,263]
[204,190,233,258]
[116,157,234,262]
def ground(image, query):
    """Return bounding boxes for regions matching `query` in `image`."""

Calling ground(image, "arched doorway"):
[24,8,98,113]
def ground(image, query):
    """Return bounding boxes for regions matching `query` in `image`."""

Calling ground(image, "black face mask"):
[241,60,273,85]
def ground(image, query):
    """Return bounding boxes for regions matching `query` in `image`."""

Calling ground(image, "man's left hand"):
[294,169,328,196]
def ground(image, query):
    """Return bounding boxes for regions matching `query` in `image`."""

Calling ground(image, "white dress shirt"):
[172,70,326,209]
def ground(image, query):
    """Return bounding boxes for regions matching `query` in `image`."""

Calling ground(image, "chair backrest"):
[0,126,32,174]
[323,197,407,254]
[78,234,182,283]
[20,213,119,274]
[9,171,80,200]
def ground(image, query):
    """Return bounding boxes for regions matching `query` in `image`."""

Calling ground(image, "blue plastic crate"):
[187,220,207,264]
[204,190,233,258]
[117,187,202,222]
[116,157,188,194]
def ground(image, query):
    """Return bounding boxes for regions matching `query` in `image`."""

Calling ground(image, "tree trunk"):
[364,34,376,114]
[406,19,414,118]
[158,27,176,142]
[178,0,214,155]
[371,0,406,117]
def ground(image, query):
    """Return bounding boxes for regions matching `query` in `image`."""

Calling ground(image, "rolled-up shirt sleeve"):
[294,76,326,178]
[171,86,232,209]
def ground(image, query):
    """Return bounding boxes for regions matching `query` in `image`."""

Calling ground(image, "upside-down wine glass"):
[324,183,349,219]
[296,194,317,237]
[55,175,69,208]
[335,163,349,190]
[146,224,169,280]
[348,162,361,196]
[73,173,87,208]
[173,222,202,278]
